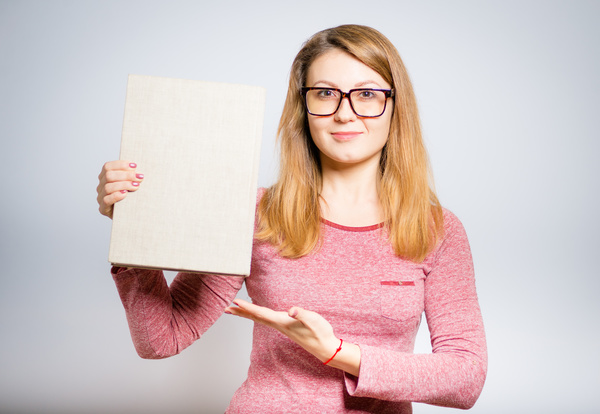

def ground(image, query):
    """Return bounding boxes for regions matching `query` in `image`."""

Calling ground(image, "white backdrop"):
[1,1,598,413]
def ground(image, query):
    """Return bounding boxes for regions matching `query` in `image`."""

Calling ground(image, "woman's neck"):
[319,159,384,227]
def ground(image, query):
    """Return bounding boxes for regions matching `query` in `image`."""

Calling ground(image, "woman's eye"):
[358,90,376,99]
[317,89,338,99]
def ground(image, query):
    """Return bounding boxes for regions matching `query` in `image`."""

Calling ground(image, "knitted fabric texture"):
[112,207,487,413]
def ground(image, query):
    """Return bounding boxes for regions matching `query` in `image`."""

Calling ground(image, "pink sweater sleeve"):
[345,212,487,409]
[112,267,244,359]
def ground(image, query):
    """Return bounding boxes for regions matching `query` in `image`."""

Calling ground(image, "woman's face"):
[305,49,393,170]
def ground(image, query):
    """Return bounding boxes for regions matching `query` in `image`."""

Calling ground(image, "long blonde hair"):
[256,25,444,262]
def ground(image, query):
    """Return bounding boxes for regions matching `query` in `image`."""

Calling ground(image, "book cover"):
[108,74,265,276]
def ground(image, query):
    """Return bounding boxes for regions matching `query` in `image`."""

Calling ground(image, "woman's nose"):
[333,96,357,122]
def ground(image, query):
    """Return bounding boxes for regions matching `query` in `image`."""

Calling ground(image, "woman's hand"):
[225,299,361,376]
[96,161,144,219]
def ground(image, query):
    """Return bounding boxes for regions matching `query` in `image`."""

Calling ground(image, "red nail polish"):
[129,163,137,168]
[136,174,144,179]
[132,181,139,187]
[120,190,128,193]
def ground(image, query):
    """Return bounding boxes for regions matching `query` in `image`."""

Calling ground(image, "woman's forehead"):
[306,49,390,89]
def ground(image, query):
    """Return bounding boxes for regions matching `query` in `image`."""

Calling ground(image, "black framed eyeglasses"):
[301,87,394,118]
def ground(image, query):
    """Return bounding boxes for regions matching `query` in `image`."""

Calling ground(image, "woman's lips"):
[331,131,363,141]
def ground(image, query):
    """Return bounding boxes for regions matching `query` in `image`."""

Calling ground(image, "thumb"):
[287,306,319,325]
[290,306,319,321]
[288,306,303,319]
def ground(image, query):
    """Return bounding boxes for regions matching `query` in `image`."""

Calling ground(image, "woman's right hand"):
[96,161,144,219]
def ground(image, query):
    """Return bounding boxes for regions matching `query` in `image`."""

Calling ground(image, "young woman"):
[97,25,487,413]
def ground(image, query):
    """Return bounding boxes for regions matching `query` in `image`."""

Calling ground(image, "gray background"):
[1,1,598,413]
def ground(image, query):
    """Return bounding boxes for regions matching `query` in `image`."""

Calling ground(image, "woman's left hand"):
[224,299,342,364]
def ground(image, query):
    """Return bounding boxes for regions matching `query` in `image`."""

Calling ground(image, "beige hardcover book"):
[108,74,265,276]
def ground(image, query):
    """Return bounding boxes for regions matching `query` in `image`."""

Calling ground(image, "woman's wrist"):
[321,339,361,377]
[316,336,342,362]
[322,338,343,365]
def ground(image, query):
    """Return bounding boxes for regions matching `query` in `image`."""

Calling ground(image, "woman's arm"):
[225,299,362,377]
[114,267,244,358]
[100,161,245,358]
[345,211,487,409]
[227,211,486,409]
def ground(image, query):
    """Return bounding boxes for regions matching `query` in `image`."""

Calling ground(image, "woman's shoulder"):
[441,207,464,232]
[428,206,472,260]
[257,187,267,200]
[255,187,268,209]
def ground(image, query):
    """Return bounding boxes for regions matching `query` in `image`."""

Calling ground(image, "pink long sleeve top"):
[112,207,487,413]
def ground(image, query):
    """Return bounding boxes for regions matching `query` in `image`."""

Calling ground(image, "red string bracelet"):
[323,339,343,365]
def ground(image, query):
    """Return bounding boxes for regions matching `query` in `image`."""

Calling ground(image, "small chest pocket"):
[380,280,424,322]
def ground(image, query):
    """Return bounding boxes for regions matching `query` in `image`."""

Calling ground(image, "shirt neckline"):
[321,218,385,232]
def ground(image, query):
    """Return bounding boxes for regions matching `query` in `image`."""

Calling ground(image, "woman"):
[97,25,487,413]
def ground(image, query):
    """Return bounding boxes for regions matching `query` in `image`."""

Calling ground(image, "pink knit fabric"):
[112,199,486,413]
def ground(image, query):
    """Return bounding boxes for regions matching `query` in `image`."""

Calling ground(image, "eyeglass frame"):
[300,87,395,118]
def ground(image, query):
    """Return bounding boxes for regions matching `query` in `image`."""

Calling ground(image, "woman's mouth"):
[331,131,363,141]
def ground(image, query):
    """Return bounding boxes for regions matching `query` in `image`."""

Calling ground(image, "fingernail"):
[132,181,139,187]
[224,309,232,315]
[129,163,137,168]
[289,309,298,318]
[136,174,144,179]
[120,190,128,193]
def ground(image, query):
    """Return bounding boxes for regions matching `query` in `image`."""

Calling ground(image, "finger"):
[100,160,138,175]
[96,177,142,215]
[288,306,319,324]
[98,160,137,179]
[98,189,131,217]
[288,307,301,318]
[224,304,283,326]
[102,169,144,185]
[287,307,335,338]
[232,299,274,319]
[224,305,256,321]
[231,299,291,325]
[103,180,143,195]
[97,161,141,219]
[98,192,126,219]
[102,189,128,207]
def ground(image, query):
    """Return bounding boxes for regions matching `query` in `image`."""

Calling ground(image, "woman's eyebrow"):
[354,80,384,88]
[309,80,385,88]
[310,80,338,88]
